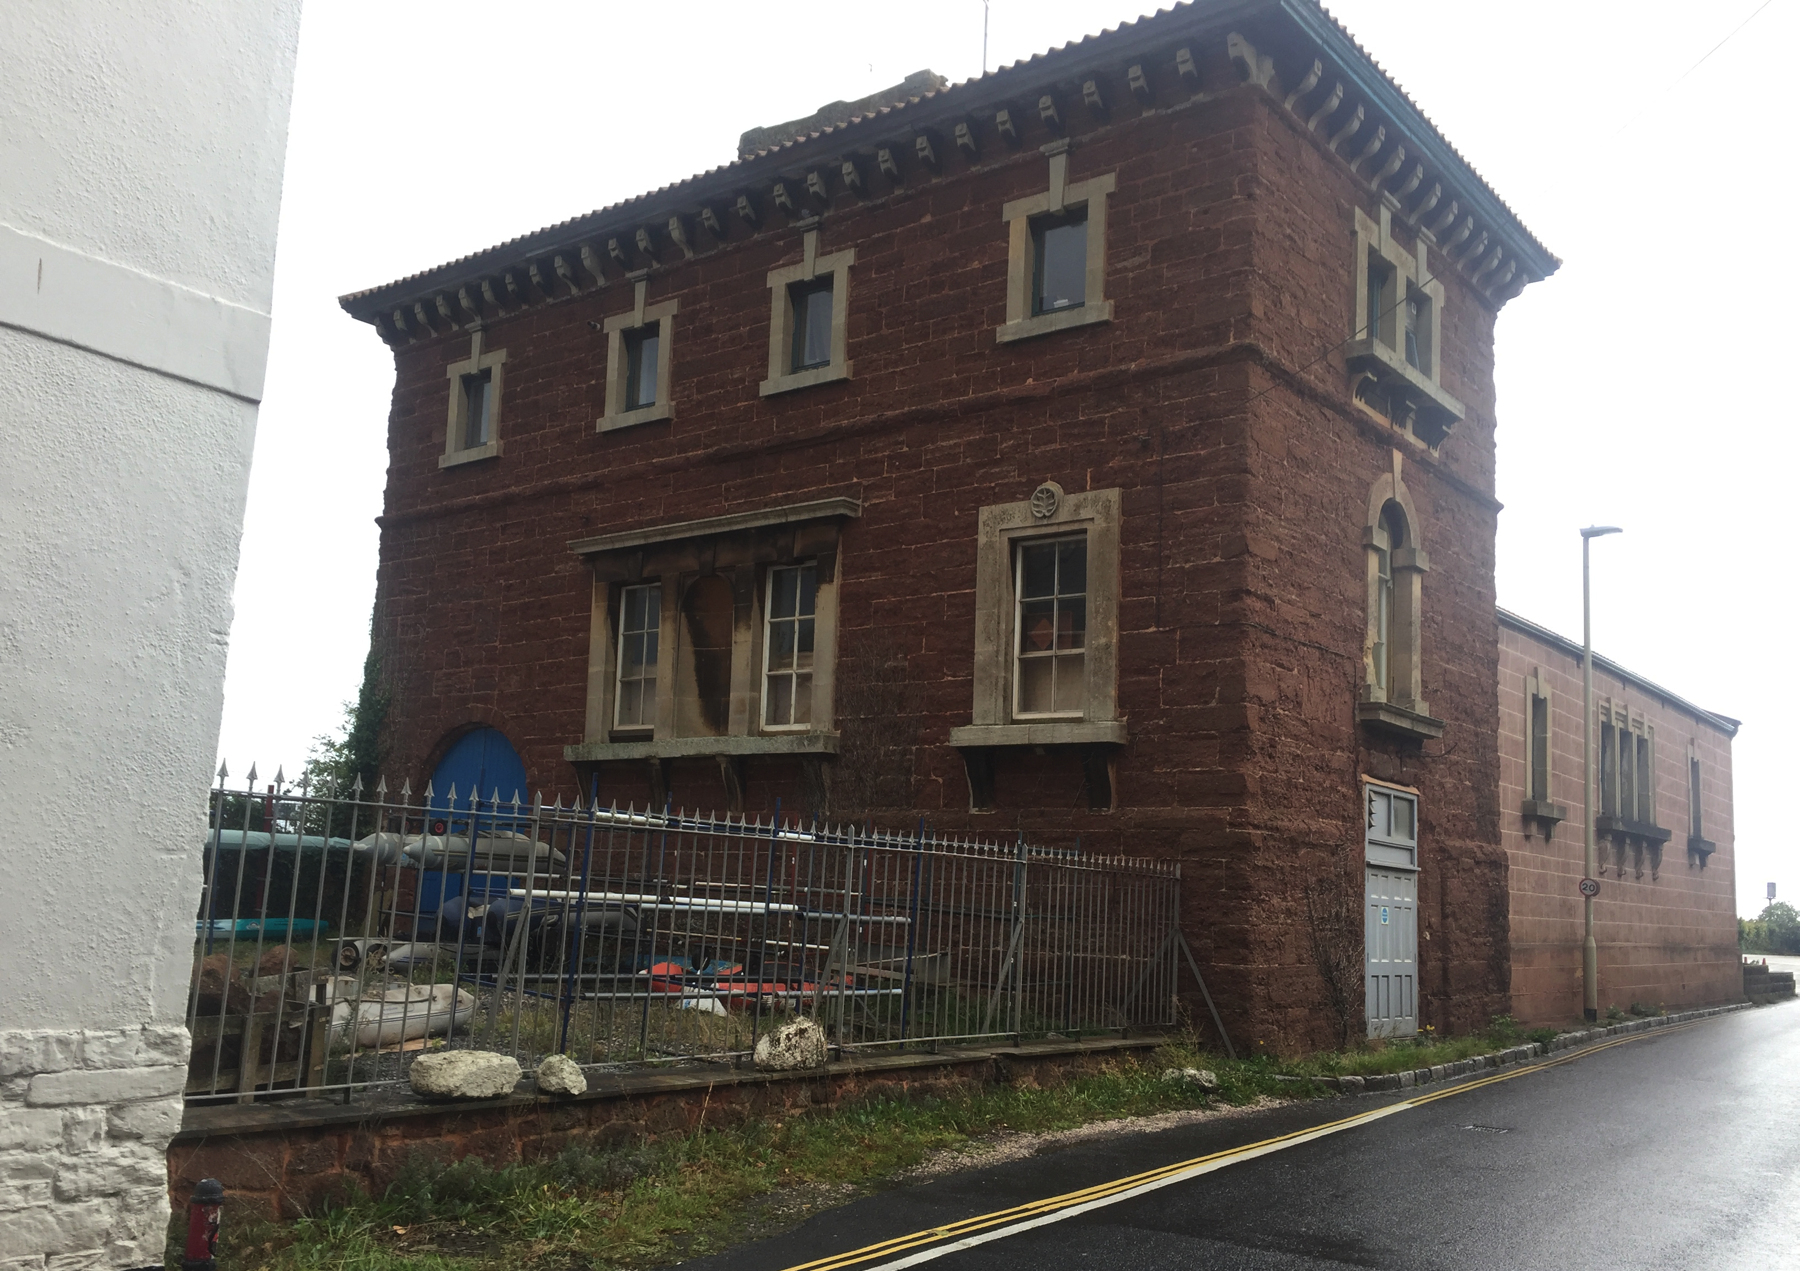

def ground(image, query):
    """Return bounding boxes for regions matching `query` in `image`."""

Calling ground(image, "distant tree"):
[300,636,389,800]
[1760,902,1800,955]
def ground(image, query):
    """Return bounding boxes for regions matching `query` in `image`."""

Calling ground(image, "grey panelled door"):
[1365,866,1418,1036]
[1364,784,1419,1038]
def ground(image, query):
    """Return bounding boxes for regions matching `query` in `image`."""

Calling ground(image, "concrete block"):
[107,1098,182,1142]
[536,1054,587,1096]
[53,1148,168,1201]
[0,1179,52,1211]
[138,1026,191,1066]
[1429,1064,1446,1081]
[410,1052,521,1101]
[104,1186,173,1267]
[61,1109,106,1154]
[0,1110,63,1152]
[25,1066,183,1107]
[1336,1075,1364,1093]
[0,1199,105,1258]
[1397,1071,1414,1088]
[77,1030,142,1071]
[0,1033,78,1080]
[0,1151,56,1183]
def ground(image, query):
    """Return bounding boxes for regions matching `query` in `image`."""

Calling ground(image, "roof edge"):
[339,0,1555,328]
[1498,607,1740,736]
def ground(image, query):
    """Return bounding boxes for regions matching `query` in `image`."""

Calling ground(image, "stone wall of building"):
[0,1028,189,1266]
[1233,90,1511,1046]
[0,2,301,1262]
[1499,614,1739,1023]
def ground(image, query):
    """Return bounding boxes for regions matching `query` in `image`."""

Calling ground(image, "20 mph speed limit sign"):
[1579,877,1600,898]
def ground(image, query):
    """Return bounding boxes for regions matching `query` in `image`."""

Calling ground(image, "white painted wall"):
[0,2,301,1264]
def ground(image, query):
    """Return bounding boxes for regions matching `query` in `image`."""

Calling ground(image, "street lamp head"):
[1580,525,1623,539]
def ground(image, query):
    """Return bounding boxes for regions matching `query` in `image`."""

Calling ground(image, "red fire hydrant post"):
[183,1179,224,1271]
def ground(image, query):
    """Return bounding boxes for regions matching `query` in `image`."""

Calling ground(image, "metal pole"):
[1580,525,1621,1024]
[1584,532,1598,1022]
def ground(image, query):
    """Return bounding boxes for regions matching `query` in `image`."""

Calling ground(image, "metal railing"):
[185,768,1183,1102]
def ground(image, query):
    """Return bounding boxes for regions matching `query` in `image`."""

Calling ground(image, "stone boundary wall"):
[168,1036,1165,1221]
[1276,1002,1750,1094]
[1,1026,190,1269]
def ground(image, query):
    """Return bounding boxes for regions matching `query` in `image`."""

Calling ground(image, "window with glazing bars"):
[615,584,660,729]
[1529,692,1550,803]
[1366,254,1391,346]
[1032,207,1088,315]
[1599,723,1616,816]
[624,323,660,410]
[763,564,817,728]
[462,369,493,448]
[1690,756,1703,838]
[790,280,834,372]
[1014,536,1086,717]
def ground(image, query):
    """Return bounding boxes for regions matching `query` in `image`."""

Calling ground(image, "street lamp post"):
[1581,525,1622,1023]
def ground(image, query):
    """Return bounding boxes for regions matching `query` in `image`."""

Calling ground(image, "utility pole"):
[1581,525,1621,1023]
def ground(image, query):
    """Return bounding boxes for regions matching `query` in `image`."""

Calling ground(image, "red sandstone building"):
[340,2,1734,1047]
[1499,611,1738,1023]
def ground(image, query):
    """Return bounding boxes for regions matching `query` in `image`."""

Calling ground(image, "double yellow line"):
[782,1021,1705,1271]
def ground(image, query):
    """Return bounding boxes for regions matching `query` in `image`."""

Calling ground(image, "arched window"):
[1370,502,1405,696]
[1361,469,1437,736]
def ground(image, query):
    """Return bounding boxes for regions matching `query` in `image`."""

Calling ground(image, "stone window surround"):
[949,483,1125,812]
[598,275,677,433]
[996,141,1116,345]
[441,328,506,468]
[1595,698,1669,880]
[1687,740,1715,865]
[566,498,859,776]
[1347,204,1462,449]
[1363,776,1420,872]
[760,229,854,397]
[1354,453,1442,741]
[1521,667,1567,834]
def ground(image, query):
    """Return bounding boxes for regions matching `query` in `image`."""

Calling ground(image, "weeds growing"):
[204,1039,1290,1271]
[201,1016,1581,1271]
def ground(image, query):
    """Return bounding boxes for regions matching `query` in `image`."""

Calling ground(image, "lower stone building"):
[1499,609,1738,1023]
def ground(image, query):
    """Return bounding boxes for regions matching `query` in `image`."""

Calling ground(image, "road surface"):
[684,1001,1800,1270]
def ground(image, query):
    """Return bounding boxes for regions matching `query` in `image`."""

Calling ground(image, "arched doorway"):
[428,726,529,826]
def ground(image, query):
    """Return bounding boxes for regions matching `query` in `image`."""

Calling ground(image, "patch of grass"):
[1273,1015,1572,1079]
[209,1040,1303,1271]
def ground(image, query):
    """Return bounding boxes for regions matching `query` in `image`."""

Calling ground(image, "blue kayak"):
[196,918,329,938]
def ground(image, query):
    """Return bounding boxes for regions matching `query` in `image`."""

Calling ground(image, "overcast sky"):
[219,0,1797,917]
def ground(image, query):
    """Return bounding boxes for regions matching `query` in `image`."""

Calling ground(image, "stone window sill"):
[1345,336,1464,447]
[1355,700,1444,741]
[948,720,1127,748]
[759,361,851,398]
[1522,798,1568,825]
[565,733,839,763]
[439,441,502,469]
[996,301,1113,346]
[1687,835,1717,858]
[1595,815,1673,846]
[598,402,672,433]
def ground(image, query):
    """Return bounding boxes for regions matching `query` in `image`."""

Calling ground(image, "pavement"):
[681,1001,1800,1271]
[1748,953,1800,976]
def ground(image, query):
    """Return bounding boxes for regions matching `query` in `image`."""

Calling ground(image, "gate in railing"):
[185,771,1183,1102]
